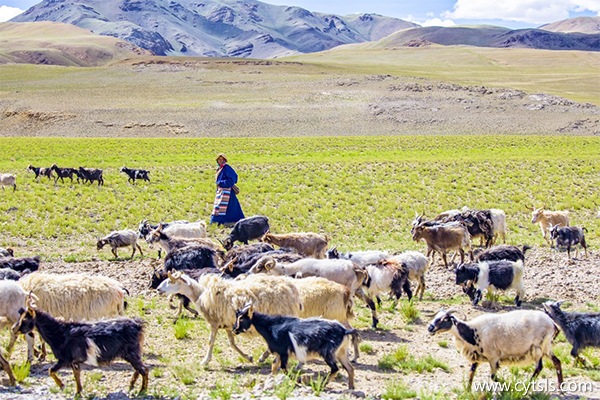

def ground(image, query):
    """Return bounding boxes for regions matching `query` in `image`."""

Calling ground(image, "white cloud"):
[422,18,456,27]
[443,0,600,25]
[0,5,23,22]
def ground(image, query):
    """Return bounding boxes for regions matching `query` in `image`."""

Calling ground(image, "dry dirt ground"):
[1,60,599,137]
[1,245,599,400]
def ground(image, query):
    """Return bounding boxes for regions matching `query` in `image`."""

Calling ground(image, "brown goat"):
[412,223,472,268]
[260,231,329,259]
[530,206,569,245]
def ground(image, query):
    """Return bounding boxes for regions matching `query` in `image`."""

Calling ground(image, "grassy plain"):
[1,135,599,260]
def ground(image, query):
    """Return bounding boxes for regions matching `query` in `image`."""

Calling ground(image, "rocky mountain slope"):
[540,16,600,34]
[10,0,418,58]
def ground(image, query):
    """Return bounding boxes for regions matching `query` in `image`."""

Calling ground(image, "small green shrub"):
[381,380,417,400]
[173,318,193,340]
[398,299,420,324]
[359,342,374,354]
[12,361,30,383]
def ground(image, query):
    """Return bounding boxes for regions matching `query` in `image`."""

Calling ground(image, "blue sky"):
[1,0,599,27]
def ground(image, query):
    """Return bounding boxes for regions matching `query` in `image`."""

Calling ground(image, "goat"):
[221,249,303,278]
[120,167,150,184]
[138,219,190,240]
[248,256,379,328]
[543,301,600,366]
[97,229,143,259]
[474,245,530,263]
[0,268,21,281]
[146,224,222,258]
[222,215,270,250]
[146,221,208,258]
[0,280,35,363]
[0,174,16,192]
[455,260,525,306]
[157,271,302,365]
[489,208,507,244]
[549,225,588,259]
[0,247,14,258]
[390,251,429,300]
[222,242,275,265]
[445,209,494,248]
[163,245,220,272]
[0,256,40,273]
[530,206,569,245]
[50,164,76,184]
[428,308,562,389]
[363,259,412,305]
[260,231,329,259]
[78,167,104,186]
[27,165,53,181]
[327,248,389,266]
[233,302,356,389]
[12,296,148,395]
[412,222,472,268]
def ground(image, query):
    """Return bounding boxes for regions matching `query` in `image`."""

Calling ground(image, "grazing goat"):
[50,164,76,184]
[163,245,220,272]
[530,206,569,245]
[27,165,53,181]
[97,229,143,259]
[0,174,16,192]
[222,242,275,265]
[78,167,104,186]
[120,167,150,184]
[428,308,562,389]
[363,259,412,305]
[260,231,329,259]
[13,297,148,395]
[222,215,270,250]
[327,248,389,266]
[137,219,190,239]
[233,302,356,390]
[455,260,525,306]
[0,247,14,258]
[157,271,302,365]
[248,257,379,328]
[390,251,429,300]
[543,301,600,366]
[0,256,40,273]
[474,245,530,263]
[0,280,35,363]
[412,222,472,268]
[0,268,21,281]
[146,224,222,258]
[222,249,303,278]
[550,225,588,259]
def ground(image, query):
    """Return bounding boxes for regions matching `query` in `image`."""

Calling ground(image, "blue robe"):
[210,164,245,225]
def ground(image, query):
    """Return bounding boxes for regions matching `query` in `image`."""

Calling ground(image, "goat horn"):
[265,259,276,270]
[167,270,176,282]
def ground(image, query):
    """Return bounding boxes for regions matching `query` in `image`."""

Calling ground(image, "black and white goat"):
[543,301,600,366]
[120,167,150,184]
[363,259,412,305]
[0,247,14,258]
[222,249,303,278]
[222,215,270,250]
[27,165,53,181]
[233,302,356,389]
[549,225,588,259]
[455,260,525,306]
[0,256,40,273]
[78,167,104,186]
[12,297,148,395]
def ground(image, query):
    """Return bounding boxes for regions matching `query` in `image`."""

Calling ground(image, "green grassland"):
[1,135,598,260]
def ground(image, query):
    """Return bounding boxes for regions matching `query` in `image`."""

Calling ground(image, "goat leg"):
[467,362,478,390]
[49,360,69,390]
[71,363,83,394]
[0,352,15,386]
[225,330,253,362]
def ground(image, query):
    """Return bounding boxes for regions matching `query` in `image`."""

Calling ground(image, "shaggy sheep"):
[157,271,302,365]
[428,308,563,389]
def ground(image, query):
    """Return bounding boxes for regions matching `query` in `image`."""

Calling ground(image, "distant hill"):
[378,25,600,51]
[10,0,418,58]
[0,21,151,66]
[540,16,600,34]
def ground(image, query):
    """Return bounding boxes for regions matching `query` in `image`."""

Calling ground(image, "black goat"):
[120,167,150,184]
[543,301,600,366]
[12,299,148,395]
[50,164,76,184]
[78,167,104,186]
[474,245,531,263]
[163,245,219,272]
[222,215,270,250]
[455,260,525,306]
[0,268,22,281]
[223,249,302,278]
[550,225,588,259]
[222,242,274,266]
[447,209,494,248]
[0,256,40,273]
[233,302,356,389]
[27,165,53,181]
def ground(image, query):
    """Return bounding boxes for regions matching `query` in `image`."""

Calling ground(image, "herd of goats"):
[0,179,599,395]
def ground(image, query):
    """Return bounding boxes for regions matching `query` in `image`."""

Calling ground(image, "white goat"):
[530,206,569,245]
[390,251,429,300]
[97,229,143,258]
[0,174,16,192]
[489,208,507,244]
[428,308,563,389]
[157,272,302,366]
[0,281,35,362]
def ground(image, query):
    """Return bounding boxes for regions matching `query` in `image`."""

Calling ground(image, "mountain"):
[540,16,600,34]
[10,0,418,58]
[377,25,600,51]
[0,21,151,66]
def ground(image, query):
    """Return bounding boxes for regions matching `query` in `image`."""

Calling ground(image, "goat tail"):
[582,227,588,232]
[522,245,532,254]
[345,329,361,344]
